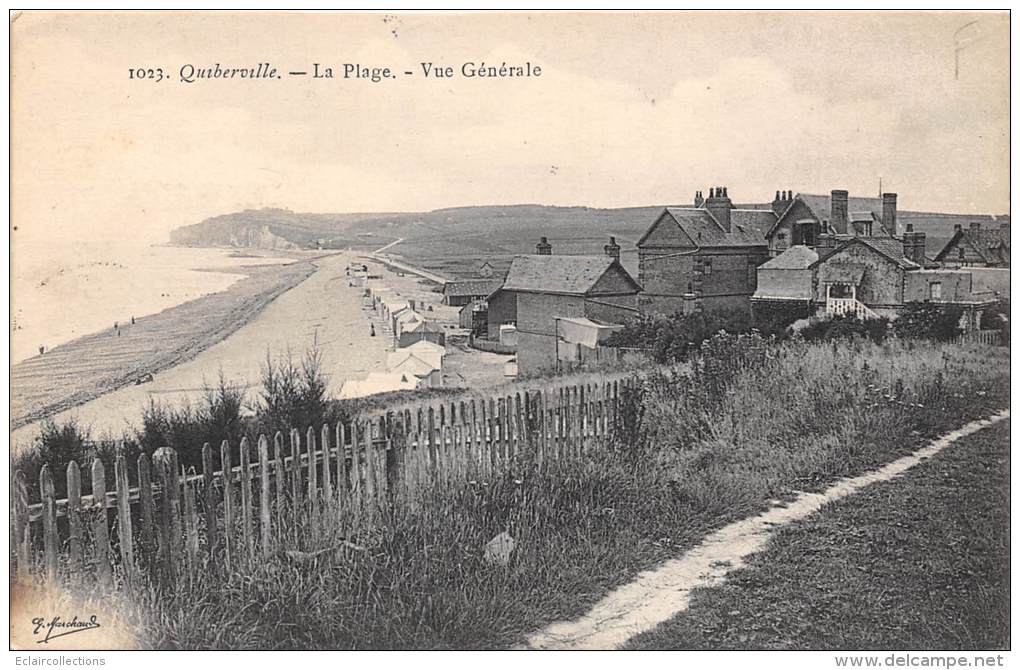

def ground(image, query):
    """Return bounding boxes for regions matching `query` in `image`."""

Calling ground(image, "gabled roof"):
[495,254,641,296]
[759,245,818,270]
[389,354,439,378]
[405,339,446,354]
[636,207,768,248]
[811,236,922,270]
[404,320,445,334]
[934,225,1011,264]
[443,278,504,297]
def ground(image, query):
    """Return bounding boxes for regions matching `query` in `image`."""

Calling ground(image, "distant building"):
[934,221,1011,268]
[443,278,504,306]
[477,261,497,278]
[487,238,642,374]
[397,319,446,348]
[751,245,818,307]
[636,187,772,316]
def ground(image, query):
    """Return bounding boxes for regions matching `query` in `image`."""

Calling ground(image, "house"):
[442,278,504,306]
[403,339,446,367]
[339,372,418,399]
[392,307,424,340]
[767,189,1008,258]
[397,319,446,348]
[458,299,488,335]
[487,238,642,374]
[808,228,995,326]
[477,261,497,278]
[636,187,772,317]
[388,353,442,388]
[934,221,1011,268]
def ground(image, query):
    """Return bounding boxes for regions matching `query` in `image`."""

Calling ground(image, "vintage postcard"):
[7,8,1012,662]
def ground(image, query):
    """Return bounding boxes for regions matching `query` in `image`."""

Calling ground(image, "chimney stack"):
[536,237,552,255]
[954,223,963,232]
[604,235,621,260]
[705,185,733,232]
[816,232,836,258]
[771,190,792,216]
[901,223,927,264]
[970,221,982,231]
[831,189,849,235]
[694,190,705,208]
[882,192,898,237]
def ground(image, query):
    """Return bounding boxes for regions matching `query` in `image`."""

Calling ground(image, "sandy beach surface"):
[11,252,390,453]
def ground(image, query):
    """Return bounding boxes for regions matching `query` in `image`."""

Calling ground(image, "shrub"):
[893,303,964,341]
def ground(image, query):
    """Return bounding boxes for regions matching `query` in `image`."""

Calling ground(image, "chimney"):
[882,192,898,237]
[816,232,836,257]
[831,189,849,235]
[604,235,621,260]
[954,223,963,232]
[694,190,705,208]
[970,221,981,231]
[705,185,733,232]
[536,237,552,255]
[902,223,916,261]
[901,223,926,264]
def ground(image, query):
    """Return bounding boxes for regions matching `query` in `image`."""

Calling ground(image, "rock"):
[484,531,516,566]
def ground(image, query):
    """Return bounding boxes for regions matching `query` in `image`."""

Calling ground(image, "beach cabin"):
[339,371,418,399]
[389,353,443,388]
[398,320,446,348]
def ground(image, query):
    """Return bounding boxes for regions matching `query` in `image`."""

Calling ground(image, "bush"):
[893,304,964,341]
[751,301,813,336]
[255,346,351,437]
[606,308,750,364]
[798,314,891,344]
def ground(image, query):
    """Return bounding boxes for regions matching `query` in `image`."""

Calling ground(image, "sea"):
[11,243,292,364]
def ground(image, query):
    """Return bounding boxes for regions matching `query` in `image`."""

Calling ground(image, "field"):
[24,336,1004,650]
[11,260,317,430]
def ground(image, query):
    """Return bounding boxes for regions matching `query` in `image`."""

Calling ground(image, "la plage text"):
[129,61,543,84]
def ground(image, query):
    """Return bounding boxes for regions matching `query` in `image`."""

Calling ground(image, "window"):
[929,282,942,300]
[703,260,712,277]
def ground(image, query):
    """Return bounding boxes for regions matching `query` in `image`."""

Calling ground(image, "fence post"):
[66,462,83,579]
[273,432,285,536]
[336,422,348,503]
[321,424,333,505]
[182,475,200,575]
[40,465,58,583]
[114,451,135,586]
[92,459,112,590]
[306,426,318,519]
[289,429,303,528]
[258,436,273,558]
[220,441,234,569]
[12,471,31,583]
[168,450,184,570]
[201,444,218,562]
[239,436,253,556]
[364,419,378,511]
[349,421,362,516]
[137,454,155,564]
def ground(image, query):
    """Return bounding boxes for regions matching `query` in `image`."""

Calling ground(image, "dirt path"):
[525,409,1011,650]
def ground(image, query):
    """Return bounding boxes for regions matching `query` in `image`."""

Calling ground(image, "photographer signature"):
[31,615,101,644]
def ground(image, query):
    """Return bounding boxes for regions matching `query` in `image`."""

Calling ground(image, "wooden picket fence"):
[10,373,640,592]
[952,329,1004,346]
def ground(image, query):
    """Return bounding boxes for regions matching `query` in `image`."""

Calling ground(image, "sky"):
[11,10,1010,262]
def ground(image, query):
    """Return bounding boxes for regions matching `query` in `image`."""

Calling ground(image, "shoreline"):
[11,255,322,430]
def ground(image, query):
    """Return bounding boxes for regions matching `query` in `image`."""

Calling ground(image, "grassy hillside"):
[169,204,668,278]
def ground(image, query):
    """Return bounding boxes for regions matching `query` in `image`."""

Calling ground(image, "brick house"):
[934,221,1011,268]
[486,238,642,374]
[636,187,772,317]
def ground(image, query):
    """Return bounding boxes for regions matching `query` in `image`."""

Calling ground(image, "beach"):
[11,251,391,453]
